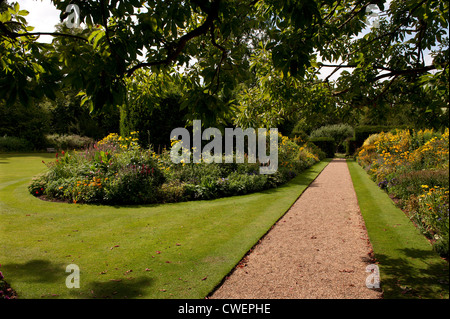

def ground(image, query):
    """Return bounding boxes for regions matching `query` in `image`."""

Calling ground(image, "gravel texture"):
[210,159,382,299]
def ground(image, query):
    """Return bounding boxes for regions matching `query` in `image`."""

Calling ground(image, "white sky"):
[17,0,60,43]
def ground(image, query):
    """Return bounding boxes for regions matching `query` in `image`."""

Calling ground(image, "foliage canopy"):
[0,0,448,129]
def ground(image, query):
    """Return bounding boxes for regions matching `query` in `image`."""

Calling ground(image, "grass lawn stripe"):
[0,153,330,299]
[347,159,449,299]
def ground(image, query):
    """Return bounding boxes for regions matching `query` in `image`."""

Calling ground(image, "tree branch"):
[373,65,437,81]
[209,23,228,93]
[331,64,439,96]
[323,0,342,22]
[337,0,368,30]
[126,0,221,77]
[0,24,88,42]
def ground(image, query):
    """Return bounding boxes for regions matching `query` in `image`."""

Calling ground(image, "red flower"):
[35,191,39,194]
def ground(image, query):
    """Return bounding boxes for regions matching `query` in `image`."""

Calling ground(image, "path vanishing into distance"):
[210,158,382,299]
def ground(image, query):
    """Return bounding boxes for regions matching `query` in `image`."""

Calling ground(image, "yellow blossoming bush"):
[97,131,141,151]
[357,128,449,257]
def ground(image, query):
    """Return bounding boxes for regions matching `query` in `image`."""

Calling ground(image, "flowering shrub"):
[357,128,449,257]
[29,132,323,205]
[29,133,164,205]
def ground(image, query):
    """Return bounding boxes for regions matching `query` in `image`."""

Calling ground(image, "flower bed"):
[356,128,449,257]
[29,131,324,205]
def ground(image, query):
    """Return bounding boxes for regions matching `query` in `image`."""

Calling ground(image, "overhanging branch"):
[0,21,88,42]
[125,0,221,77]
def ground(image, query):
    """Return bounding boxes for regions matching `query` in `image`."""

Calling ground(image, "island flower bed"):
[29,131,325,205]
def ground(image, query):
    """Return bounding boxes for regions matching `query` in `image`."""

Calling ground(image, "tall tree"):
[1,0,448,128]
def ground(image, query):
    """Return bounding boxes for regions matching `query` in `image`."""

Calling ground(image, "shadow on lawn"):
[4,259,154,299]
[3,259,64,284]
[376,248,449,299]
[69,276,154,299]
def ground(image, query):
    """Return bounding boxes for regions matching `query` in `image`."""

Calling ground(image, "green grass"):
[0,153,331,299]
[347,159,449,299]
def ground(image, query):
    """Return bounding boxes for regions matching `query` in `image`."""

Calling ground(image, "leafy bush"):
[45,134,94,150]
[310,124,354,153]
[354,125,391,147]
[0,102,51,150]
[0,136,33,152]
[344,137,358,156]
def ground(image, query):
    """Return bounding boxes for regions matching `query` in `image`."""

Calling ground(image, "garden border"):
[347,159,449,299]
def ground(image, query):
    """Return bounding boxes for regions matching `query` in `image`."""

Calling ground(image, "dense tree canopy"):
[1,0,448,131]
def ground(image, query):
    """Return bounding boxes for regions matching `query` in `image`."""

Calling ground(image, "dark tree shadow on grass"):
[69,276,154,299]
[375,248,449,299]
[3,259,64,284]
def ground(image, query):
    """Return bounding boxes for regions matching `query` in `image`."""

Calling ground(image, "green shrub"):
[309,137,335,158]
[344,137,359,156]
[354,125,391,147]
[120,93,188,149]
[157,181,189,203]
[45,134,94,151]
[0,102,51,150]
[433,234,449,258]
[0,136,33,152]
[310,124,354,153]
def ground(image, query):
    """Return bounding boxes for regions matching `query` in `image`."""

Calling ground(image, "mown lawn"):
[0,153,330,299]
[347,159,449,299]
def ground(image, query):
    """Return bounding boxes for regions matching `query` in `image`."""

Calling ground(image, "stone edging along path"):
[210,158,382,299]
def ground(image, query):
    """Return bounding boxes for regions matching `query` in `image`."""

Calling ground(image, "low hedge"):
[309,137,335,158]
[0,136,33,152]
[344,137,359,156]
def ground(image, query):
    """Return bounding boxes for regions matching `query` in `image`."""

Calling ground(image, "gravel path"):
[210,159,382,299]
